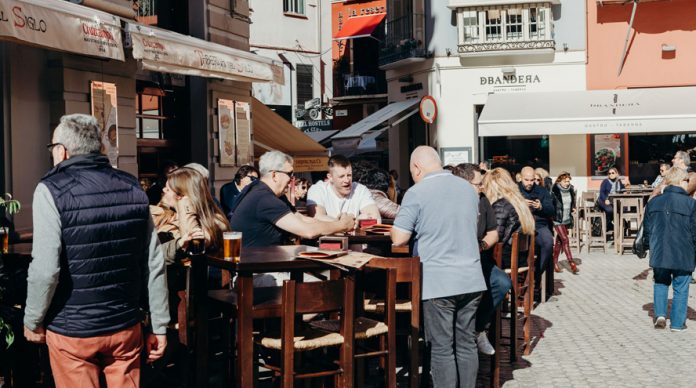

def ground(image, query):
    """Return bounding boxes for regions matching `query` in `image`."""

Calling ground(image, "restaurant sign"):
[0,0,124,60]
[128,23,284,84]
[294,156,329,173]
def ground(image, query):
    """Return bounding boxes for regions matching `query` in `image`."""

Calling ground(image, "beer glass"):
[0,227,7,254]
[224,231,242,262]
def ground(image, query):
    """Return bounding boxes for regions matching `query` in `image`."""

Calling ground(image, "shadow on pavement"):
[642,302,696,322]
[633,268,652,281]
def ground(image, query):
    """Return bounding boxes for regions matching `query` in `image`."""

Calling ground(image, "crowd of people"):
[17,113,696,387]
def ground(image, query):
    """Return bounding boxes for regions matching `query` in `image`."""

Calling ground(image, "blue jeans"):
[423,292,482,388]
[653,267,691,329]
[476,257,512,332]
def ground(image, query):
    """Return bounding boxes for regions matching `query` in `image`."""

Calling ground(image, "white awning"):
[127,23,284,83]
[0,0,124,60]
[478,87,696,137]
[332,99,420,139]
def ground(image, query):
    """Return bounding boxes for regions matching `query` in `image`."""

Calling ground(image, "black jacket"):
[644,185,696,272]
[41,154,150,337]
[492,198,521,246]
[518,183,555,229]
[551,184,576,225]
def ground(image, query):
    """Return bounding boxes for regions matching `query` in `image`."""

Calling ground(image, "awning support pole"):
[617,0,639,76]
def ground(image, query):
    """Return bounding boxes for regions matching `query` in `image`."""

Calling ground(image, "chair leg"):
[491,308,501,388]
[509,288,517,363]
[409,326,419,388]
[523,286,532,356]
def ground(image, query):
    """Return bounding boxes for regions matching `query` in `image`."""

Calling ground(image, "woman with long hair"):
[534,167,553,193]
[151,167,230,263]
[482,168,535,268]
[551,172,579,274]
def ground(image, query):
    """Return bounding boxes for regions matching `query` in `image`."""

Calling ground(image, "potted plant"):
[0,193,20,351]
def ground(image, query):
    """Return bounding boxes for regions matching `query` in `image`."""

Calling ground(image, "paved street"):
[497,249,696,387]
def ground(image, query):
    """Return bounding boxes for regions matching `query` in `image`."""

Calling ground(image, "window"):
[485,10,502,41]
[529,8,547,40]
[296,64,313,105]
[506,9,523,40]
[136,93,166,139]
[461,11,479,43]
[283,0,305,15]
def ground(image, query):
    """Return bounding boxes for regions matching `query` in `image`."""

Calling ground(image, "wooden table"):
[193,245,345,388]
[608,190,651,253]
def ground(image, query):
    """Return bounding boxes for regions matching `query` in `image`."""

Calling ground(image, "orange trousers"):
[46,323,143,388]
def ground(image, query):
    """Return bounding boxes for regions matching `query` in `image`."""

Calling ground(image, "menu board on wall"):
[218,99,236,166]
[235,101,253,166]
[590,134,625,177]
[90,81,119,167]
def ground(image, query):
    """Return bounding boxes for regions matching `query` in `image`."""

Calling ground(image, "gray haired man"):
[24,114,169,387]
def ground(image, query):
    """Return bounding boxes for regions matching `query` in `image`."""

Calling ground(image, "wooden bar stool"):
[617,197,644,254]
[580,192,607,253]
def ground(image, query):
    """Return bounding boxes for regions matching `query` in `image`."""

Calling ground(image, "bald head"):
[521,166,535,191]
[409,146,443,183]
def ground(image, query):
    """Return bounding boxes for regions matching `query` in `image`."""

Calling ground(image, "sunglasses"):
[273,170,295,179]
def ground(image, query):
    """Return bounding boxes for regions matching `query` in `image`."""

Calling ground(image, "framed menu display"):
[235,101,253,166]
[90,81,119,167]
[218,99,236,166]
[590,133,626,178]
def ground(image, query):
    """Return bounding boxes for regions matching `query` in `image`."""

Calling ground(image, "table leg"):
[237,274,254,387]
[613,199,620,253]
[192,256,209,387]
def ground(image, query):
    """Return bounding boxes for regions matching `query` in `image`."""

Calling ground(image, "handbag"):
[632,221,648,259]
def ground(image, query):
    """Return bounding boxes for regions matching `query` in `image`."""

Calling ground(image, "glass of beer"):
[0,227,7,254]
[224,231,242,262]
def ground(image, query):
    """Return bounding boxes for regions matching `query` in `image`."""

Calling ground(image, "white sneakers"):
[654,316,666,329]
[476,331,495,355]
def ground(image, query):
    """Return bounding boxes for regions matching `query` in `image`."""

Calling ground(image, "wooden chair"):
[617,197,644,254]
[569,209,583,252]
[362,256,422,388]
[256,278,355,387]
[495,232,535,362]
[490,242,504,388]
[580,191,607,253]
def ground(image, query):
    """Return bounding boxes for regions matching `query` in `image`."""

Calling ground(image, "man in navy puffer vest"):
[23,114,169,387]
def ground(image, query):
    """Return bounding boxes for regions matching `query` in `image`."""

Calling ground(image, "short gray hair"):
[184,162,209,178]
[53,114,102,156]
[259,150,293,176]
[675,151,691,167]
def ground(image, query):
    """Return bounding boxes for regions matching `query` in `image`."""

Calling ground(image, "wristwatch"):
[479,240,489,251]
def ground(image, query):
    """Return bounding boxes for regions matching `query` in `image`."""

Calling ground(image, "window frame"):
[135,92,166,140]
[457,5,552,45]
[283,0,306,16]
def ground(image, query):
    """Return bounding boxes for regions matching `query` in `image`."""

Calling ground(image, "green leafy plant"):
[0,193,20,215]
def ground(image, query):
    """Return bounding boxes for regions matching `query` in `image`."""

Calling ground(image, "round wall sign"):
[419,95,437,124]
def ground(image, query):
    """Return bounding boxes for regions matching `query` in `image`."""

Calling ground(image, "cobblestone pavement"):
[498,250,696,387]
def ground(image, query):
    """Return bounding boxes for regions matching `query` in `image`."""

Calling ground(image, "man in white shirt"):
[307,155,381,222]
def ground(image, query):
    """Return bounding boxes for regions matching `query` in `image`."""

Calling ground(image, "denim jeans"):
[653,267,692,329]
[423,291,482,388]
[476,258,512,332]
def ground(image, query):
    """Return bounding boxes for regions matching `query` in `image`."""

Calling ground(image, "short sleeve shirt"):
[394,170,486,300]
[229,181,292,247]
[478,194,497,240]
[307,181,375,218]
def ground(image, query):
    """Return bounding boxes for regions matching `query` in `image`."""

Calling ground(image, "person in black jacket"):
[551,172,579,274]
[219,165,259,216]
[519,166,556,284]
[643,167,696,331]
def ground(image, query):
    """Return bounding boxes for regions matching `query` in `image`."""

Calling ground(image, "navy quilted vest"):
[41,154,150,337]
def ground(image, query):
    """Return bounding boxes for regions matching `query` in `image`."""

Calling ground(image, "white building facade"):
[249,0,333,127]
[382,0,588,191]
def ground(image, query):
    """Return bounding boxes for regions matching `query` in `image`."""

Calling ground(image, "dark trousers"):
[423,292,482,388]
[475,258,512,332]
[535,227,553,284]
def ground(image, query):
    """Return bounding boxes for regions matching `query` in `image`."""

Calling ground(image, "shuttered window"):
[296,64,314,105]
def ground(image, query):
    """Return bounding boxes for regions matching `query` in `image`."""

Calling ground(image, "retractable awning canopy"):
[127,23,284,83]
[332,99,419,140]
[0,0,124,60]
[251,98,328,172]
[334,14,385,40]
[478,87,696,137]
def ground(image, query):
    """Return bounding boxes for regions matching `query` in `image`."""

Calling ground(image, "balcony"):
[378,14,427,69]
[335,73,387,98]
[458,39,555,56]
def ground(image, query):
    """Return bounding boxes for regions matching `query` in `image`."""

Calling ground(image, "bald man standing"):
[392,146,486,388]
[519,166,555,291]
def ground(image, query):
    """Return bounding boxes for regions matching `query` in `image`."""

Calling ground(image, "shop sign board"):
[128,23,283,83]
[294,156,329,172]
[218,99,236,166]
[90,81,119,167]
[296,119,333,133]
[0,0,124,60]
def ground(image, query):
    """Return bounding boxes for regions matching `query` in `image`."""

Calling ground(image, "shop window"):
[296,64,314,105]
[628,133,696,185]
[283,0,305,15]
[136,92,166,139]
[483,136,549,174]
